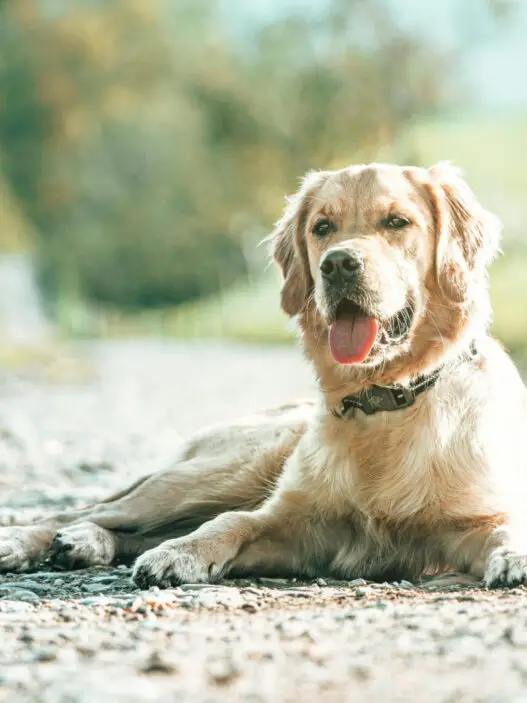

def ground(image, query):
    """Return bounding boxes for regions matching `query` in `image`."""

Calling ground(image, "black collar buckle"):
[359,385,415,416]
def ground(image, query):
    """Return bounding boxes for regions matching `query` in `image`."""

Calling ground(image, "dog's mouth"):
[328,299,415,365]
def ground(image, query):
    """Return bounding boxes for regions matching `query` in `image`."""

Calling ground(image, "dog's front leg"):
[444,521,527,588]
[132,496,313,588]
[480,528,527,588]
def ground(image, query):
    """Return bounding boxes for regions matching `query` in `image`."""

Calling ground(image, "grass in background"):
[94,271,295,344]
[490,252,527,360]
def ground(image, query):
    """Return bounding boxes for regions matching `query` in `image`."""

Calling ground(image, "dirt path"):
[0,341,526,702]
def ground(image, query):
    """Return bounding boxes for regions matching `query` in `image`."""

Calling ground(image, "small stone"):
[18,629,34,643]
[348,656,373,680]
[78,597,113,606]
[348,578,368,587]
[137,650,178,674]
[257,578,290,587]
[195,589,244,609]
[0,600,34,612]
[243,588,263,596]
[179,583,217,592]
[316,578,327,587]
[399,580,416,590]
[280,589,311,598]
[20,572,60,580]
[82,582,114,593]
[89,575,121,584]
[1,580,48,594]
[433,594,458,601]
[53,578,65,587]
[207,656,240,684]
[32,646,58,662]
[76,643,97,658]
[354,588,367,599]
[47,600,67,610]
[0,589,39,602]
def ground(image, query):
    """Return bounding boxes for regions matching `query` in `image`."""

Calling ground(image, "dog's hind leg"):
[0,402,312,572]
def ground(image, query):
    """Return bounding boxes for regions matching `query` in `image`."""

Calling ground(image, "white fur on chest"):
[299,381,499,523]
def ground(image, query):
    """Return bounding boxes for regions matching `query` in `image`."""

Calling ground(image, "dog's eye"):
[312,217,337,238]
[383,215,411,230]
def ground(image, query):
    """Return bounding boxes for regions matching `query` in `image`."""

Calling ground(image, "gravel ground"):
[0,340,526,703]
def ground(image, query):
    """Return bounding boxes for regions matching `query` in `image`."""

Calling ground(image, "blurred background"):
[0,0,526,361]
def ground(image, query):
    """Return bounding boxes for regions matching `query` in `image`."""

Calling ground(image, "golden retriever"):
[1,161,526,589]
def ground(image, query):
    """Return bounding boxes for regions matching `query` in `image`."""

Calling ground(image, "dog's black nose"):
[320,249,363,285]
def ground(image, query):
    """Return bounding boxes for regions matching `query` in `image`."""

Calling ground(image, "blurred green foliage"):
[0,0,445,310]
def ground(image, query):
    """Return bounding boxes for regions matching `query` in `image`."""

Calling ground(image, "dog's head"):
[272,162,501,387]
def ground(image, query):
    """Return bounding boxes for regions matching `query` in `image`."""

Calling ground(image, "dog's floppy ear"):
[272,170,330,316]
[426,162,501,303]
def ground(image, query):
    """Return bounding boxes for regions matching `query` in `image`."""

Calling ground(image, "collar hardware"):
[333,342,478,419]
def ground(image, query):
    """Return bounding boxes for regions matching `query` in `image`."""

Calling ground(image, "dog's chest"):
[311,402,483,524]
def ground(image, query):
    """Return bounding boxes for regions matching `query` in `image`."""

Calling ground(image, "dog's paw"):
[484,548,527,588]
[0,526,43,572]
[133,541,222,589]
[49,522,116,569]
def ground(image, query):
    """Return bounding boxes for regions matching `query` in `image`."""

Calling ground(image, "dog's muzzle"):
[320,249,364,294]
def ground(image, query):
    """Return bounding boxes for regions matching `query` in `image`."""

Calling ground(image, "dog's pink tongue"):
[328,314,378,365]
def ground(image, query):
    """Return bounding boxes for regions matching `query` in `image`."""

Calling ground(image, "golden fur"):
[1,162,526,588]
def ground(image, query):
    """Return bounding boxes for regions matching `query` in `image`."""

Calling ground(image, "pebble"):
[76,643,98,658]
[0,588,40,602]
[78,597,114,607]
[179,583,217,592]
[279,589,312,598]
[0,600,34,612]
[243,587,264,596]
[206,656,240,684]
[32,646,58,662]
[348,578,368,587]
[348,655,373,680]
[195,590,245,609]
[82,583,116,594]
[179,584,242,596]
[89,575,121,584]
[257,578,290,587]
[1,580,49,594]
[18,572,61,580]
[136,650,178,674]
[399,580,416,590]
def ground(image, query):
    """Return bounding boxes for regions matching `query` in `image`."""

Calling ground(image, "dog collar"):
[332,342,478,419]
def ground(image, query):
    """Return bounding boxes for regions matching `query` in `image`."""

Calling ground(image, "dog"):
[1,161,526,589]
